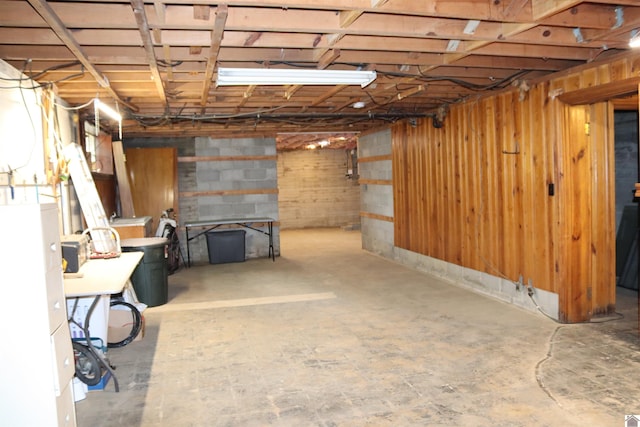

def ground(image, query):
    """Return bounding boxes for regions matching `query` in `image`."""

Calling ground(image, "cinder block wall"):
[277,149,360,229]
[188,137,280,263]
[358,129,394,255]
[125,136,280,265]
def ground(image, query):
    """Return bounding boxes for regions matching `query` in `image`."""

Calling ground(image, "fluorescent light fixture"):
[318,140,330,148]
[94,98,123,139]
[217,68,377,88]
[630,29,640,48]
[94,98,122,121]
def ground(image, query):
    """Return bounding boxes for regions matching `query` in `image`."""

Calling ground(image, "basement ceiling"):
[2,0,640,140]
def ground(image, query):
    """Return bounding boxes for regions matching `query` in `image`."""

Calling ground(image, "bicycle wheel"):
[107,300,142,348]
[73,342,102,386]
[167,230,181,274]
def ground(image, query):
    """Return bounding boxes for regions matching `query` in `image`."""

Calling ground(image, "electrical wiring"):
[26,60,82,80]
[123,106,415,131]
[0,60,85,89]
[416,67,531,91]
[54,98,95,111]
[157,59,183,68]
[249,60,529,93]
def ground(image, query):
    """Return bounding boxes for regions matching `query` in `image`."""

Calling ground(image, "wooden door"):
[124,147,178,232]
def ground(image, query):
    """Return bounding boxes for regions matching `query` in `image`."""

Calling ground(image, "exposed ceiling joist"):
[200,4,228,107]
[25,0,136,111]
[5,0,638,138]
[131,0,166,105]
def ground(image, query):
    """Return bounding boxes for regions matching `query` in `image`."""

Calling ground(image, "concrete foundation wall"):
[358,129,559,319]
[277,149,360,229]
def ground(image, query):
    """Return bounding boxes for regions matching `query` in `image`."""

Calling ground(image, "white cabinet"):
[0,203,76,427]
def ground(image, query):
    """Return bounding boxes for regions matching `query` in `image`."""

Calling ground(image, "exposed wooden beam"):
[502,0,530,19]
[310,85,348,106]
[333,97,364,112]
[201,4,228,106]
[236,84,256,109]
[25,0,136,110]
[531,0,582,21]
[131,0,166,104]
[284,85,302,100]
[312,0,387,74]
[558,76,640,104]
[396,84,425,100]
[153,0,165,22]
[193,5,210,20]
[339,0,388,27]
[317,48,341,69]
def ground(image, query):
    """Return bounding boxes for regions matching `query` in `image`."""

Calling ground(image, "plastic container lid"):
[120,237,168,248]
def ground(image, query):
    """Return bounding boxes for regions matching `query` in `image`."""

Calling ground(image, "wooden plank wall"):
[392,50,633,322]
[555,103,616,322]
[394,83,556,294]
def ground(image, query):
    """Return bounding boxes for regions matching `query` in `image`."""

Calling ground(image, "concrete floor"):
[76,228,640,426]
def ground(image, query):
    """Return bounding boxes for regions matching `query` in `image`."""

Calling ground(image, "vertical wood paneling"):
[589,102,616,315]
[435,124,446,258]
[525,83,554,290]
[557,105,592,322]
[393,84,617,323]
[392,126,409,248]
[485,98,504,276]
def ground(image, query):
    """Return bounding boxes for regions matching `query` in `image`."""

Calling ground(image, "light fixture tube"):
[217,68,377,88]
[94,98,122,121]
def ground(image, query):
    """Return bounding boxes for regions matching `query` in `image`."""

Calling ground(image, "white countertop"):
[63,252,143,297]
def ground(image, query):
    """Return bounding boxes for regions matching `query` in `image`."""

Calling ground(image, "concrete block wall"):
[277,149,360,229]
[189,137,279,263]
[125,136,279,265]
[358,129,394,255]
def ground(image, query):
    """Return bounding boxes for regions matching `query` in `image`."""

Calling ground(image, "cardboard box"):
[107,309,145,344]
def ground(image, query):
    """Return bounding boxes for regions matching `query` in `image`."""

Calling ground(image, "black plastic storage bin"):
[206,230,246,264]
[121,237,169,307]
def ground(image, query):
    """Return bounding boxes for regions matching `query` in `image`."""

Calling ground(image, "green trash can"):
[121,237,169,307]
